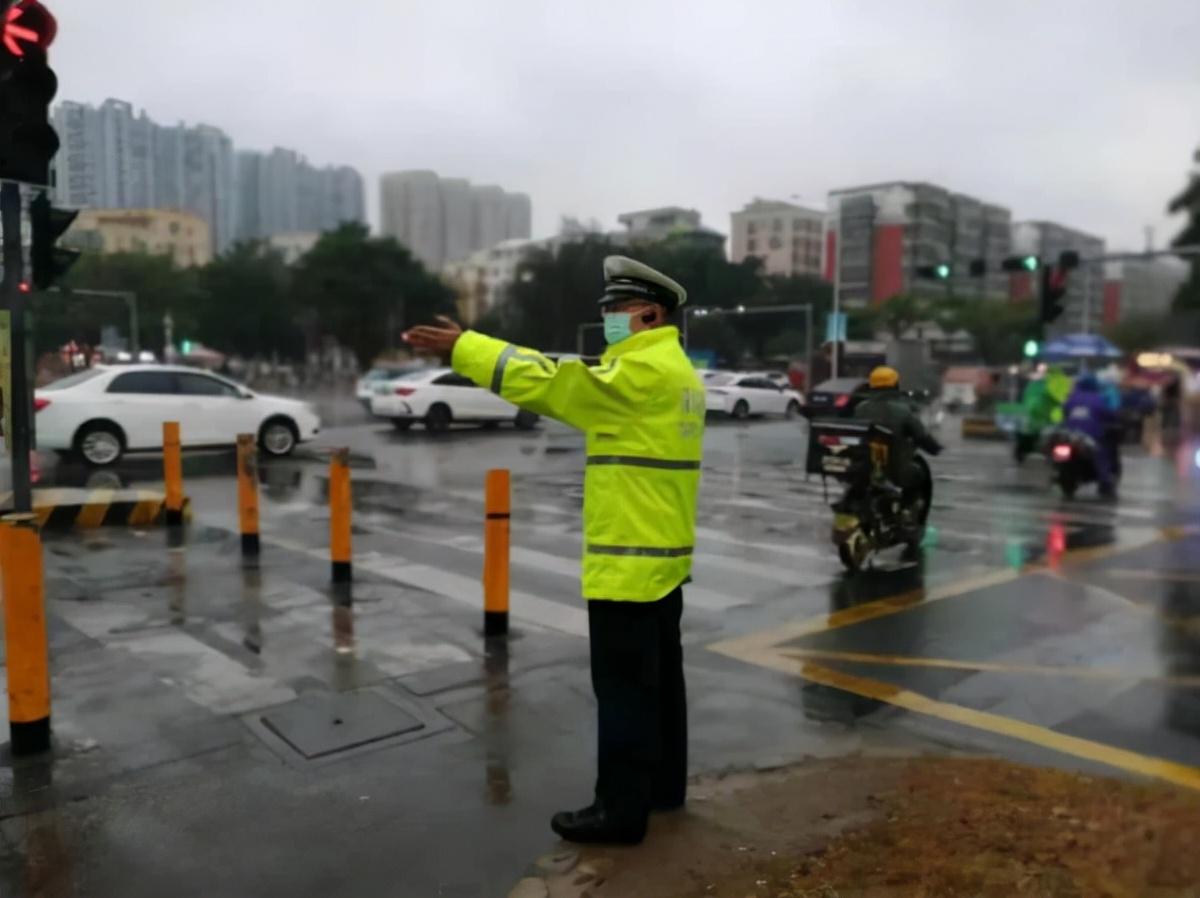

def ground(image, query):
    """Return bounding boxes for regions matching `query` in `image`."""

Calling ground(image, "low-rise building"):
[267,231,319,265]
[1102,256,1188,325]
[64,208,212,267]
[443,238,539,323]
[730,198,825,277]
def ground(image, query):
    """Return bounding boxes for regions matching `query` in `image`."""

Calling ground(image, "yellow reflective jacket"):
[452,326,705,602]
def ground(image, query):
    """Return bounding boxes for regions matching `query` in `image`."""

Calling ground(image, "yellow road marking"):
[780,647,1200,688]
[709,527,1168,662]
[795,661,1200,792]
[1104,568,1200,583]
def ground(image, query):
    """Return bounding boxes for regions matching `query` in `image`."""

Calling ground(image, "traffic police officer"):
[403,256,704,845]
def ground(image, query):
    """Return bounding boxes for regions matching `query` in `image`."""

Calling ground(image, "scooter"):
[1044,428,1105,499]
[812,420,933,572]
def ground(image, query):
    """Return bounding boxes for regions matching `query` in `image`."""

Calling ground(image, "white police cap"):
[600,255,687,311]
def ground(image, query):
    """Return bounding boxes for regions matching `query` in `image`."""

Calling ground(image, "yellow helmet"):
[868,366,900,389]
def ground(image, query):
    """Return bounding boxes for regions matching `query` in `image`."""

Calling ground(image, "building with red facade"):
[824,181,1011,309]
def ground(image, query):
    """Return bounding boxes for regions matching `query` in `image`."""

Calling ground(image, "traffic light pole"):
[1,181,33,512]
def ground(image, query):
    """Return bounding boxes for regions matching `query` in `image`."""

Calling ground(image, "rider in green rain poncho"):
[1015,366,1072,462]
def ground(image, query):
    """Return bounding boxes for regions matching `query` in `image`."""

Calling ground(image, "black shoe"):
[550,803,646,845]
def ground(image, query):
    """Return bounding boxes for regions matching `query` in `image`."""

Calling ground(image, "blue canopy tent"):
[1040,333,1122,362]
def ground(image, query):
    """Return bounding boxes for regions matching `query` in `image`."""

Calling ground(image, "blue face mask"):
[603,312,634,345]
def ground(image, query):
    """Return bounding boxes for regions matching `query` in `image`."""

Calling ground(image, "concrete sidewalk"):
[0,524,934,898]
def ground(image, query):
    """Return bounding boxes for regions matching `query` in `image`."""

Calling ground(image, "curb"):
[1,488,192,529]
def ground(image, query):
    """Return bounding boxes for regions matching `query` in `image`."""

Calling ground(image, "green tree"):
[863,293,929,340]
[195,241,302,360]
[293,223,455,367]
[932,296,1038,365]
[1169,146,1200,311]
[1103,313,1169,353]
[478,236,618,352]
[41,251,201,355]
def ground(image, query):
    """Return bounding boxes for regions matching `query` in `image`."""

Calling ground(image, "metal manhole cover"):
[261,691,424,759]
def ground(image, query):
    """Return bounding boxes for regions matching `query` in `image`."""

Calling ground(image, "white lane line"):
[266,535,588,637]
[368,527,750,612]
[55,600,297,715]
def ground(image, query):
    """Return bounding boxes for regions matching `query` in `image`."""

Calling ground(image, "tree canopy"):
[36,223,454,368]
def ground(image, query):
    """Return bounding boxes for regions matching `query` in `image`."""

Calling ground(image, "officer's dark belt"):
[586,455,700,470]
[586,544,694,558]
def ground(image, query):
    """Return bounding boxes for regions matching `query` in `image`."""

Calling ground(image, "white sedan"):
[35,366,321,466]
[370,367,540,433]
[705,372,805,419]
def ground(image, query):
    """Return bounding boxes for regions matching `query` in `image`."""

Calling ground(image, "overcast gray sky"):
[53,0,1200,251]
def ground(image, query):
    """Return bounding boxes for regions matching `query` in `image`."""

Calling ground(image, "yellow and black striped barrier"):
[0,488,192,530]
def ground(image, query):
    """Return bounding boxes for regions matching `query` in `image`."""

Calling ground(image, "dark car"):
[803,377,870,419]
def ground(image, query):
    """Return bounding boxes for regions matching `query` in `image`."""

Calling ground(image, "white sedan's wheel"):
[259,418,297,456]
[78,425,123,467]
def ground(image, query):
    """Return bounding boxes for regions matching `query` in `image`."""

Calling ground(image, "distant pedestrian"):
[404,256,705,845]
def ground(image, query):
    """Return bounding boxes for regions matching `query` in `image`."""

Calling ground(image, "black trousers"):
[587,587,687,828]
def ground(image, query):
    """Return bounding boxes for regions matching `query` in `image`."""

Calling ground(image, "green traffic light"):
[935,264,951,279]
[180,340,193,355]
[1022,255,1038,272]
[1023,339,1039,358]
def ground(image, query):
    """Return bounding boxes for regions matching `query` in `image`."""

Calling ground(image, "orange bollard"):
[483,468,511,636]
[163,421,184,527]
[236,434,260,558]
[2,513,51,755]
[329,448,352,584]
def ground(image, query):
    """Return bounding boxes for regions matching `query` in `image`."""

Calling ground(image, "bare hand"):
[403,316,463,356]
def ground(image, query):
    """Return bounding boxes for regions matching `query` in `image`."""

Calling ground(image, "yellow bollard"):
[483,468,511,636]
[163,421,184,527]
[329,448,352,583]
[236,434,260,558]
[2,513,51,755]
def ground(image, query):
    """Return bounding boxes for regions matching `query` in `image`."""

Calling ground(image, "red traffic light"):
[3,1,56,58]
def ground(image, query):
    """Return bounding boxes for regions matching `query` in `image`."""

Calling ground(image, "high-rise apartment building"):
[825,181,1012,307]
[730,199,826,277]
[379,171,532,271]
[51,98,362,257]
[51,99,239,253]
[235,148,364,242]
[1012,221,1106,334]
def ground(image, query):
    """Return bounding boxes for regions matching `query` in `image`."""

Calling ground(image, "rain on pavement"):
[4,401,1200,895]
[29,401,1200,776]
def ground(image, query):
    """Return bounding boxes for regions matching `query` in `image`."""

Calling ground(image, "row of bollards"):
[4,429,510,757]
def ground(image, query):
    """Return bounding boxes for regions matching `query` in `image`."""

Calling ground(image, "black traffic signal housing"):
[29,189,78,288]
[968,258,987,277]
[1040,264,1069,323]
[916,263,951,279]
[1001,255,1039,272]
[0,1,60,185]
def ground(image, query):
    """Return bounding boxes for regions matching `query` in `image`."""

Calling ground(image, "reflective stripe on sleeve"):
[491,345,517,393]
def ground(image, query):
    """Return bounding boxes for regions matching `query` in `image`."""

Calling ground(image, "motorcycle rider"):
[1016,365,1071,463]
[1062,372,1119,498]
[853,366,943,498]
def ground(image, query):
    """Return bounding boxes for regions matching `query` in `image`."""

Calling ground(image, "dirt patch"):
[532,757,1200,898]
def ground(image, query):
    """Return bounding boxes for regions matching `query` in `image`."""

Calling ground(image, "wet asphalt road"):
[4,399,1200,896]
[33,399,1200,772]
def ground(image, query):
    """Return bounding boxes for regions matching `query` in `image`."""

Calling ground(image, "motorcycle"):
[812,419,933,572]
[1044,428,1104,499]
